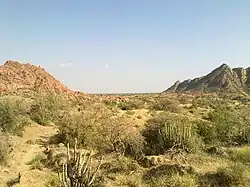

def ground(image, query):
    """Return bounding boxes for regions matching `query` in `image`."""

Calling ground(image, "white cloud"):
[104,64,109,68]
[59,63,72,67]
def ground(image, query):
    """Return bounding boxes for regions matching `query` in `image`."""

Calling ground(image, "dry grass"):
[0,136,10,165]
[27,153,47,170]
[1,93,250,187]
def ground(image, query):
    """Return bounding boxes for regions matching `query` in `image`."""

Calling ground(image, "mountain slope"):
[164,64,250,95]
[0,60,71,94]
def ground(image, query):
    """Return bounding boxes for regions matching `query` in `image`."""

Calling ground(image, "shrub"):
[115,173,145,187]
[6,173,21,187]
[213,163,248,187]
[144,163,195,180]
[30,93,67,126]
[234,106,250,144]
[196,120,218,145]
[143,115,202,155]
[150,173,198,187]
[151,98,181,113]
[227,148,250,163]
[55,103,112,145]
[92,115,145,158]
[197,105,250,146]
[45,173,60,187]
[207,106,239,144]
[0,96,31,135]
[178,96,191,105]
[126,110,135,116]
[26,140,35,144]
[104,155,140,174]
[56,111,96,147]
[27,153,47,170]
[194,96,223,109]
[103,100,117,109]
[56,104,144,158]
[117,100,145,110]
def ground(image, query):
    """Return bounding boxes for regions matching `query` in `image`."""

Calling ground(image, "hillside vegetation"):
[1,61,250,186]
[1,91,250,187]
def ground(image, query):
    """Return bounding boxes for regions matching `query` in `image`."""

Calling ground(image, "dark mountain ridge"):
[165,64,250,95]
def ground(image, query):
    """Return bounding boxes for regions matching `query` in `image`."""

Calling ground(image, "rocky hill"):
[164,64,250,95]
[0,60,71,94]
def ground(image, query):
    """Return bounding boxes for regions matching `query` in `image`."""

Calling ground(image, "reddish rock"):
[0,60,72,94]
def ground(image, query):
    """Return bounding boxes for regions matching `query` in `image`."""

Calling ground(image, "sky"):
[0,0,249,93]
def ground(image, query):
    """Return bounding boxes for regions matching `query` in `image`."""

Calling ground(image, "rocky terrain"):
[0,61,71,94]
[165,64,250,95]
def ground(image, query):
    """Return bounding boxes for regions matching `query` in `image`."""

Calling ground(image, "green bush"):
[234,106,250,144]
[56,105,144,158]
[150,173,198,187]
[45,173,61,187]
[207,106,238,144]
[115,173,145,187]
[227,148,250,163]
[126,110,136,116]
[117,100,145,110]
[103,100,117,109]
[178,96,191,105]
[214,163,248,187]
[143,115,202,155]
[0,96,31,135]
[196,120,218,145]
[30,93,67,125]
[151,98,181,113]
[92,115,145,158]
[102,155,140,174]
[27,153,47,170]
[54,104,114,147]
[197,105,250,146]
[55,111,96,147]
[193,96,222,109]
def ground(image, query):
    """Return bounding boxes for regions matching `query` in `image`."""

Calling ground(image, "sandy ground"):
[0,124,57,187]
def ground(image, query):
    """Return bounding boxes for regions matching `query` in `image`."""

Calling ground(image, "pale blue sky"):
[0,1,249,93]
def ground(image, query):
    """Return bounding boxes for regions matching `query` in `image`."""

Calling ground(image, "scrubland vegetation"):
[1,92,250,186]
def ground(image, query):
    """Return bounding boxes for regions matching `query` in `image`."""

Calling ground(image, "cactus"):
[58,138,103,187]
[158,118,195,152]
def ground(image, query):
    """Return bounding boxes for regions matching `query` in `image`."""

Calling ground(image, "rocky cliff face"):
[0,60,71,94]
[165,64,250,95]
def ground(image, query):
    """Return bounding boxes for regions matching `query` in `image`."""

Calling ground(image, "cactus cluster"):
[158,119,194,152]
[58,138,103,187]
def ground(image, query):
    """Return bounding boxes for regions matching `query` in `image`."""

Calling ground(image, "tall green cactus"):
[158,118,194,152]
[58,138,103,187]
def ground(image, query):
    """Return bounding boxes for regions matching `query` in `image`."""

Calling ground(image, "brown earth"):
[0,124,57,187]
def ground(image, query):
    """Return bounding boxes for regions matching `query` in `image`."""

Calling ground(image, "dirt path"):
[0,124,57,186]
